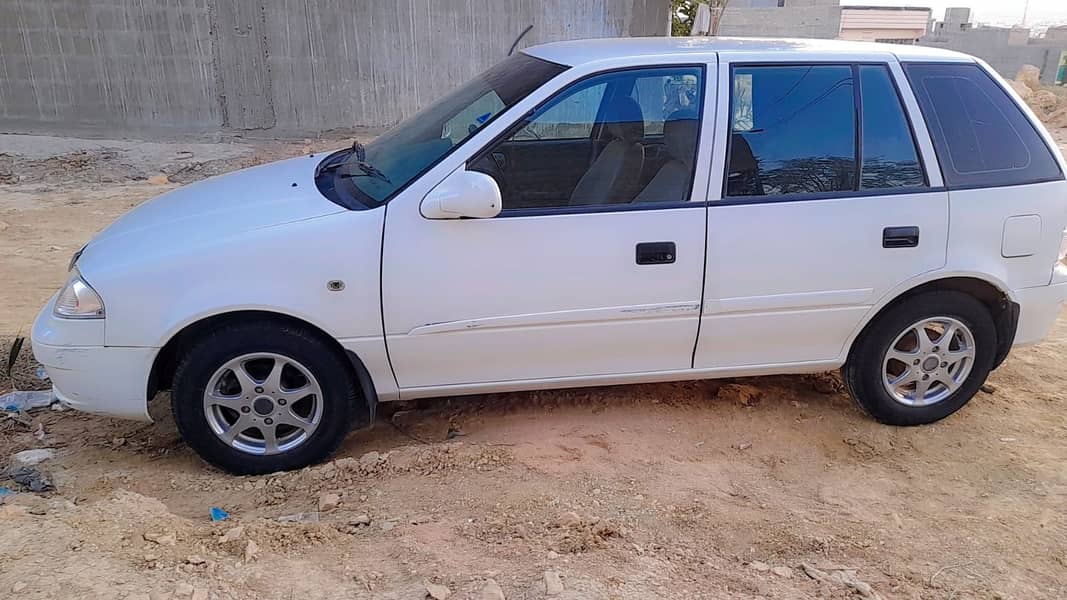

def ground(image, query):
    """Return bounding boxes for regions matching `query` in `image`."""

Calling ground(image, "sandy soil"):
[1,130,1066,600]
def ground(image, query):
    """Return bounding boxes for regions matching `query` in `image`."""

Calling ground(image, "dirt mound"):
[1007,79,1033,100]
[1015,64,1042,92]
[1031,90,1062,112]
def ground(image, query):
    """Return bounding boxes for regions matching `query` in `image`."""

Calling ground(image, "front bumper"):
[31,297,155,421]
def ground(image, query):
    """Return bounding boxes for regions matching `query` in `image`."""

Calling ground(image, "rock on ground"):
[480,579,505,600]
[543,571,564,596]
[771,565,793,578]
[716,383,763,406]
[218,525,244,543]
[801,564,881,600]
[317,491,341,512]
[359,451,382,467]
[423,579,452,599]
[143,531,177,546]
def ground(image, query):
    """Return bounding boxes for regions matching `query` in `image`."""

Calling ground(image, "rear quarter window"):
[903,62,1063,189]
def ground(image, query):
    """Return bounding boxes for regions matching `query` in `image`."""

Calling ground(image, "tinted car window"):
[727,65,857,197]
[631,73,700,135]
[512,83,606,141]
[859,65,926,189]
[904,63,1063,188]
[471,66,704,211]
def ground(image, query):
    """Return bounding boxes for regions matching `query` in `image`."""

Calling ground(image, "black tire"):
[171,319,361,474]
[844,290,996,425]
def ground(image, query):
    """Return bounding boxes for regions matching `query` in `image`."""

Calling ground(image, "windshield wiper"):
[335,139,392,184]
[314,139,369,178]
[339,162,392,184]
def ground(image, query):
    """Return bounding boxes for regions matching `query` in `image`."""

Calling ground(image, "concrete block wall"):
[921,30,1066,84]
[0,0,219,133]
[0,0,668,136]
[717,5,843,39]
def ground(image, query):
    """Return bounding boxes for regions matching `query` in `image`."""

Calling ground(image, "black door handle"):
[636,241,676,265]
[883,226,920,248]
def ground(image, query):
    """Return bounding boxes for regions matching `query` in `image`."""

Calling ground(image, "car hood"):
[80,154,345,266]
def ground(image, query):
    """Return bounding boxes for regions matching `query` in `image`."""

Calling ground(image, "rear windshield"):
[903,62,1062,189]
[320,54,567,210]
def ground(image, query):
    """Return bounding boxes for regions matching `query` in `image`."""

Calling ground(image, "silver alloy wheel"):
[881,316,976,407]
[203,352,324,455]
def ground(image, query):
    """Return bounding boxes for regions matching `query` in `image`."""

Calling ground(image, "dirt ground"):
[2,127,1067,600]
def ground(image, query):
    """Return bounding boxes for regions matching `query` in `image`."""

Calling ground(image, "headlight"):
[54,270,105,319]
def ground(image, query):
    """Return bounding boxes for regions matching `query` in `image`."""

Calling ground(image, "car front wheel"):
[171,320,360,474]
[844,290,997,425]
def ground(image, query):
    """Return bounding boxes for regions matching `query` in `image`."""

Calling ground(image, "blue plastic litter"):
[210,506,230,521]
[0,487,13,497]
[1,390,54,412]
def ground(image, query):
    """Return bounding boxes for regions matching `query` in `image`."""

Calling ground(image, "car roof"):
[523,36,975,67]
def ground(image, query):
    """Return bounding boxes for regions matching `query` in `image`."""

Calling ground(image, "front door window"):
[471,66,706,211]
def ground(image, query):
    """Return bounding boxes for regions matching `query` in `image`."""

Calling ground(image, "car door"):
[695,58,950,369]
[382,62,715,393]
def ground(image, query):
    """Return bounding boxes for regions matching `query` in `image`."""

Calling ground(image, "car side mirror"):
[420,169,502,219]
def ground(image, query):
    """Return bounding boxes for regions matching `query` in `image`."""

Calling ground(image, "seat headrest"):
[602,96,645,143]
[663,108,699,166]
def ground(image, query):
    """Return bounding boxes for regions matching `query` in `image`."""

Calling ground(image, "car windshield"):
[331,53,567,208]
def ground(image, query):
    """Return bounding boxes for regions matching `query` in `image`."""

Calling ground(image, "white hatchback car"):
[33,37,1067,473]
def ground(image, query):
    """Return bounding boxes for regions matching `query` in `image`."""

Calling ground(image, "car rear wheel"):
[844,291,996,425]
[171,320,360,474]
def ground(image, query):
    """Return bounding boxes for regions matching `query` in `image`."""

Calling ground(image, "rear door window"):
[903,63,1063,188]
[726,65,858,197]
[858,65,926,189]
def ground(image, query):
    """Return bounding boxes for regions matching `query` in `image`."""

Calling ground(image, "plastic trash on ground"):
[1,390,56,413]
[11,448,56,467]
[3,466,55,493]
[210,506,230,521]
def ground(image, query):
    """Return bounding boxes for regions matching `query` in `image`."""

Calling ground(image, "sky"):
[852,0,1067,27]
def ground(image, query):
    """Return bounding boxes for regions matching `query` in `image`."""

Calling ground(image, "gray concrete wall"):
[0,0,668,137]
[718,5,843,39]
[0,0,220,134]
[920,29,1066,84]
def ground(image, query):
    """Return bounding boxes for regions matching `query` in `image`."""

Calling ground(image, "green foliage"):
[672,0,699,36]
[671,0,730,37]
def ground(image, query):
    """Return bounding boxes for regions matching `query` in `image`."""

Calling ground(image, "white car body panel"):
[383,204,707,387]
[29,37,1067,423]
[698,190,950,368]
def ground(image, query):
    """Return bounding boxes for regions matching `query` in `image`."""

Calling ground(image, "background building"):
[839,6,931,44]
[718,1,931,45]
[718,1,1066,84]
[718,0,844,39]
[922,8,1066,84]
